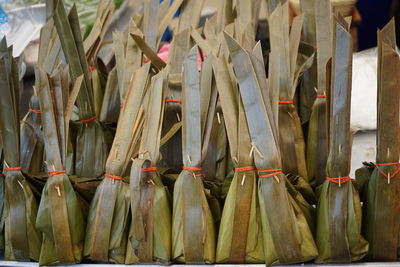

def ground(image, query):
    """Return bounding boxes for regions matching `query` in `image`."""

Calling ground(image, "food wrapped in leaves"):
[20,94,45,173]
[315,16,368,263]
[306,0,331,188]
[126,69,171,264]
[214,55,264,263]
[172,46,216,263]
[361,19,400,261]
[269,3,314,185]
[225,33,317,265]
[35,68,84,265]
[84,63,149,263]
[54,0,110,178]
[0,38,42,262]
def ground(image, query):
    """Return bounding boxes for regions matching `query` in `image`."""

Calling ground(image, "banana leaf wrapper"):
[298,0,317,124]
[54,0,110,178]
[20,95,45,173]
[99,67,121,125]
[84,63,150,263]
[225,33,317,264]
[286,174,316,206]
[362,19,400,261]
[0,39,42,261]
[354,162,374,202]
[269,4,315,184]
[36,68,85,265]
[159,29,192,169]
[126,160,171,264]
[126,70,171,264]
[172,47,215,263]
[306,0,332,187]
[84,178,131,263]
[315,17,368,263]
[213,56,264,263]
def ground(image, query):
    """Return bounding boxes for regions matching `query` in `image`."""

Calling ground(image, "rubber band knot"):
[29,108,41,114]
[141,167,158,172]
[326,176,350,184]
[105,174,123,181]
[374,162,400,181]
[48,170,66,177]
[278,100,294,104]
[6,167,21,172]
[183,166,202,177]
[81,116,97,124]
[235,166,255,172]
[258,169,283,178]
[165,99,182,103]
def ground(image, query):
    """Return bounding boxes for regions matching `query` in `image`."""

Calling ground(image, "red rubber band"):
[278,100,294,104]
[165,99,182,103]
[316,94,326,98]
[120,104,125,109]
[235,166,255,172]
[0,173,4,177]
[326,176,351,184]
[81,116,97,124]
[88,66,97,72]
[374,162,400,180]
[6,167,21,172]
[258,169,283,178]
[141,167,158,172]
[105,174,123,180]
[29,108,41,114]
[48,170,66,177]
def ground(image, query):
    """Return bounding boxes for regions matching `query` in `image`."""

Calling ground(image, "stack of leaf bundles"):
[84,63,149,263]
[0,38,42,261]
[224,33,318,265]
[126,69,171,264]
[315,15,368,263]
[269,3,315,189]
[360,19,400,261]
[35,63,85,265]
[172,46,216,263]
[54,0,110,178]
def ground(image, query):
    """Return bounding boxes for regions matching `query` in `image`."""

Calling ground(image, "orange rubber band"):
[29,108,41,114]
[326,176,351,184]
[105,174,123,180]
[258,169,283,178]
[165,99,182,103]
[183,166,202,171]
[48,170,66,177]
[374,162,400,180]
[120,104,125,109]
[81,116,97,124]
[88,66,97,72]
[235,166,255,172]
[316,94,326,98]
[141,167,158,172]
[6,167,21,172]
[278,100,294,104]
